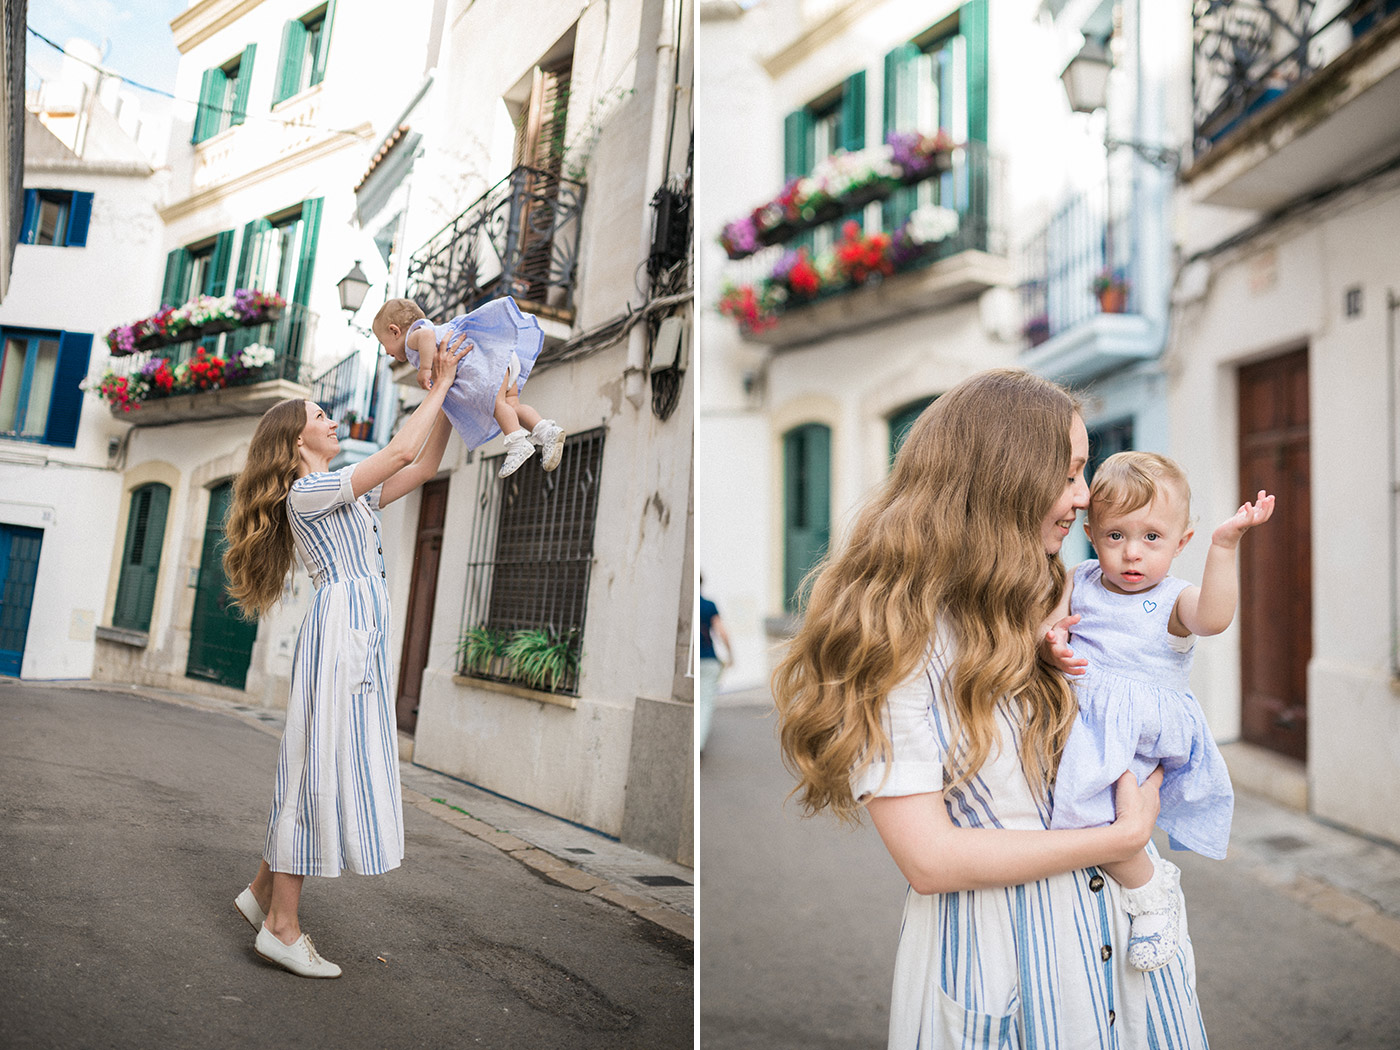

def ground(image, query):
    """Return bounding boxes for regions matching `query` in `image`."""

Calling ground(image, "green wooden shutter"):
[114,484,170,632]
[206,230,234,296]
[160,247,191,308]
[290,197,323,305]
[840,71,866,152]
[888,397,935,464]
[231,44,257,126]
[883,43,920,232]
[311,0,336,86]
[192,67,223,143]
[783,423,831,614]
[274,19,308,104]
[65,192,93,247]
[962,0,988,144]
[234,218,272,291]
[783,109,813,181]
[42,331,93,448]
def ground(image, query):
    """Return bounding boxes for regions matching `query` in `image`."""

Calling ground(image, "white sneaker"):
[255,923,342,979]
[1120,858,1183,972]
[531,419,566,472]
[498,429,536,478]
[234,886,265,931]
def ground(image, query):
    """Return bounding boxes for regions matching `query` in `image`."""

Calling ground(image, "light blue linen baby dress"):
[1049,559,1234,859]
[404,295,545,450]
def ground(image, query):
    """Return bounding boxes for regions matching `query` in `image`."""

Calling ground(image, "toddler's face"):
[374,321,408,363]
[1085,487,1193,595]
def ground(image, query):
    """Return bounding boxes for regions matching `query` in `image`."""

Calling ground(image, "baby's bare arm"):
[408,326,438,390]
[1173,490,1276,637]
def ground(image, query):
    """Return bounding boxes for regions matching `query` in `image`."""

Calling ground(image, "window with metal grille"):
[459,426,604,696]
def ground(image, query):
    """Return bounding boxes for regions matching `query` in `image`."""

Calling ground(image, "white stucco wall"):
[1170,175,1400,844]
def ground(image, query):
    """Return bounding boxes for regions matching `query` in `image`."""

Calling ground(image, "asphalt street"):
[0,683,691,1050]
[701,695,1400,1050]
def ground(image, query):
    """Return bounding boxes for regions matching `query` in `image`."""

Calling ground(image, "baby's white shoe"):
[531,419,566,472]
[1120,857,1183,972]
[499,429,536,478]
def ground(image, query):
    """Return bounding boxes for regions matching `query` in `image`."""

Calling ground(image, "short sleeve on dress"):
[852,653,948,804]
[288,464,378,520]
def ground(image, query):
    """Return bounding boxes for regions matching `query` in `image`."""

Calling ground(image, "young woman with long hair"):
[222,331,471,978]
[774,369,1209,1048]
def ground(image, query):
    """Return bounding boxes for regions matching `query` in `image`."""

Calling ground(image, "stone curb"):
[403,787,694,942]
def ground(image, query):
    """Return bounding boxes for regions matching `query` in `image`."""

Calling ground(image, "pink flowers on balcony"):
[104,289,286,356]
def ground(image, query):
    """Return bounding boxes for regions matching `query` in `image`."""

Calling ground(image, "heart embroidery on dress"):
[1142,600,1157,613]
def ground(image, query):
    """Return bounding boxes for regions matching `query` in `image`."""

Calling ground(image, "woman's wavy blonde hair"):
[774,369,1081,822]
[222,398,306,618]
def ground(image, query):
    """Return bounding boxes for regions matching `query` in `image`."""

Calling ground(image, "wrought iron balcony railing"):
[1193,0,1400,155]
[1019,184,1135,347]
[406,165,586,323]
[309,350,384,442]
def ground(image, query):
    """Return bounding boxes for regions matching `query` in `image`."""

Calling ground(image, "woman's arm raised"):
[349,330,471,500]
[866,768,1162,895]
[377,411,453,507]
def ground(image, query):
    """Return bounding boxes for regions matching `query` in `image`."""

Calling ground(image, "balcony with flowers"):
[715,132,1008,348]
[1016,185,1157,386]
[1189,0,1400,209]
[90,289,316,425]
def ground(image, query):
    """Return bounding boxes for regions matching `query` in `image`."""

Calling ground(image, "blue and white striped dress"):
[263,464,403,878]
[854,640,1210,1049]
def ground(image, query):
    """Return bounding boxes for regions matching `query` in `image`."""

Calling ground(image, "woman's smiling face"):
[1040,413,1089,555]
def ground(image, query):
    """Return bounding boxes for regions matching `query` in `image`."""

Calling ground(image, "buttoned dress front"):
[263,464,404,878]
[855,639,1210,1050]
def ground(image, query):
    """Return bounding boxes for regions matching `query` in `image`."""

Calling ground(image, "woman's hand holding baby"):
[422,329,473,391]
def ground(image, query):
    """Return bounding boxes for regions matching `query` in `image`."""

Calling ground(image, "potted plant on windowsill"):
[503,627,580,693]
[341,411,372,440]
[458,625,512,679]
[1092,268,1130,314]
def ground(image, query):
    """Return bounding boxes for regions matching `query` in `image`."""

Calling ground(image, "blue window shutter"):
[193,67,222,143]
[19,189,37,244]
[840,71,866,152]
[160,248,191,308]
[66,192,94,247]
[291,197,323,305]
[207,230,234,295]
[231,44,257,126]
[783,110,813,181]
[42,331,93,448]
[274,19,308,104]
[312,0,336,86]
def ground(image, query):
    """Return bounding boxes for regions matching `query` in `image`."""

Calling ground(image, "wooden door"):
[186,481,257,690]
[1237,349,1311,761]
[0,525,43,677]
[397,478,448,733]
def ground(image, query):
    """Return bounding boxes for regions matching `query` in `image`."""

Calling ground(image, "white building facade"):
[352,0,695,863]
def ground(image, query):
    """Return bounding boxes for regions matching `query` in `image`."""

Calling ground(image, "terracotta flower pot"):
[1097,287,1127,314]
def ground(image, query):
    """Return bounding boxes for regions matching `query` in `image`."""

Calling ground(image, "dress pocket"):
[933,984,1020,1049]
[339,628,378,693]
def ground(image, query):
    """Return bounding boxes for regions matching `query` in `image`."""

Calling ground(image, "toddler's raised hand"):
[1211,490,1275,549]
[1041,613,1088,677]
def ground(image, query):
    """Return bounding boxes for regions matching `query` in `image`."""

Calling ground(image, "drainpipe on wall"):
[625,0,678,408]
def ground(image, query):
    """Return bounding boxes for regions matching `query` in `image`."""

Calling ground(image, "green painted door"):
[783,423,831,614]
[186,481,257,689]
[888,396,936,463]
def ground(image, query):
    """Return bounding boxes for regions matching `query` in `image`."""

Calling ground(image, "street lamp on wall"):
[1061,37,1112,115]
[336,260,371,316]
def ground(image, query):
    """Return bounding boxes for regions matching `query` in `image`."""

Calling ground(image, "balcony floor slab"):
[1019,312,1161,386]
[111,378,312,427]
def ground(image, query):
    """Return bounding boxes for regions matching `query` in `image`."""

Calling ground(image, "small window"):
[193,46,256,144]
[458,428,606,696]
[0,329,92,447]
[19,190,93,247]
[274,5,334,105]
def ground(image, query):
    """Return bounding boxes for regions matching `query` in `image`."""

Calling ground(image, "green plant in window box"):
[458,625,511,677]
[504,628,580,692]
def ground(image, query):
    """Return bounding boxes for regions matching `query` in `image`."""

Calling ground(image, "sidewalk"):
[41,679,693,941]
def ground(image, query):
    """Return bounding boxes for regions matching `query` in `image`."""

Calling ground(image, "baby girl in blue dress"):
[1043,451,1274,971]
[373,296,564,478]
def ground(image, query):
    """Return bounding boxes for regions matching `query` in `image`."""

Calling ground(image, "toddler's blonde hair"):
[1089,451,1191,526]
[372,297,426,333]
